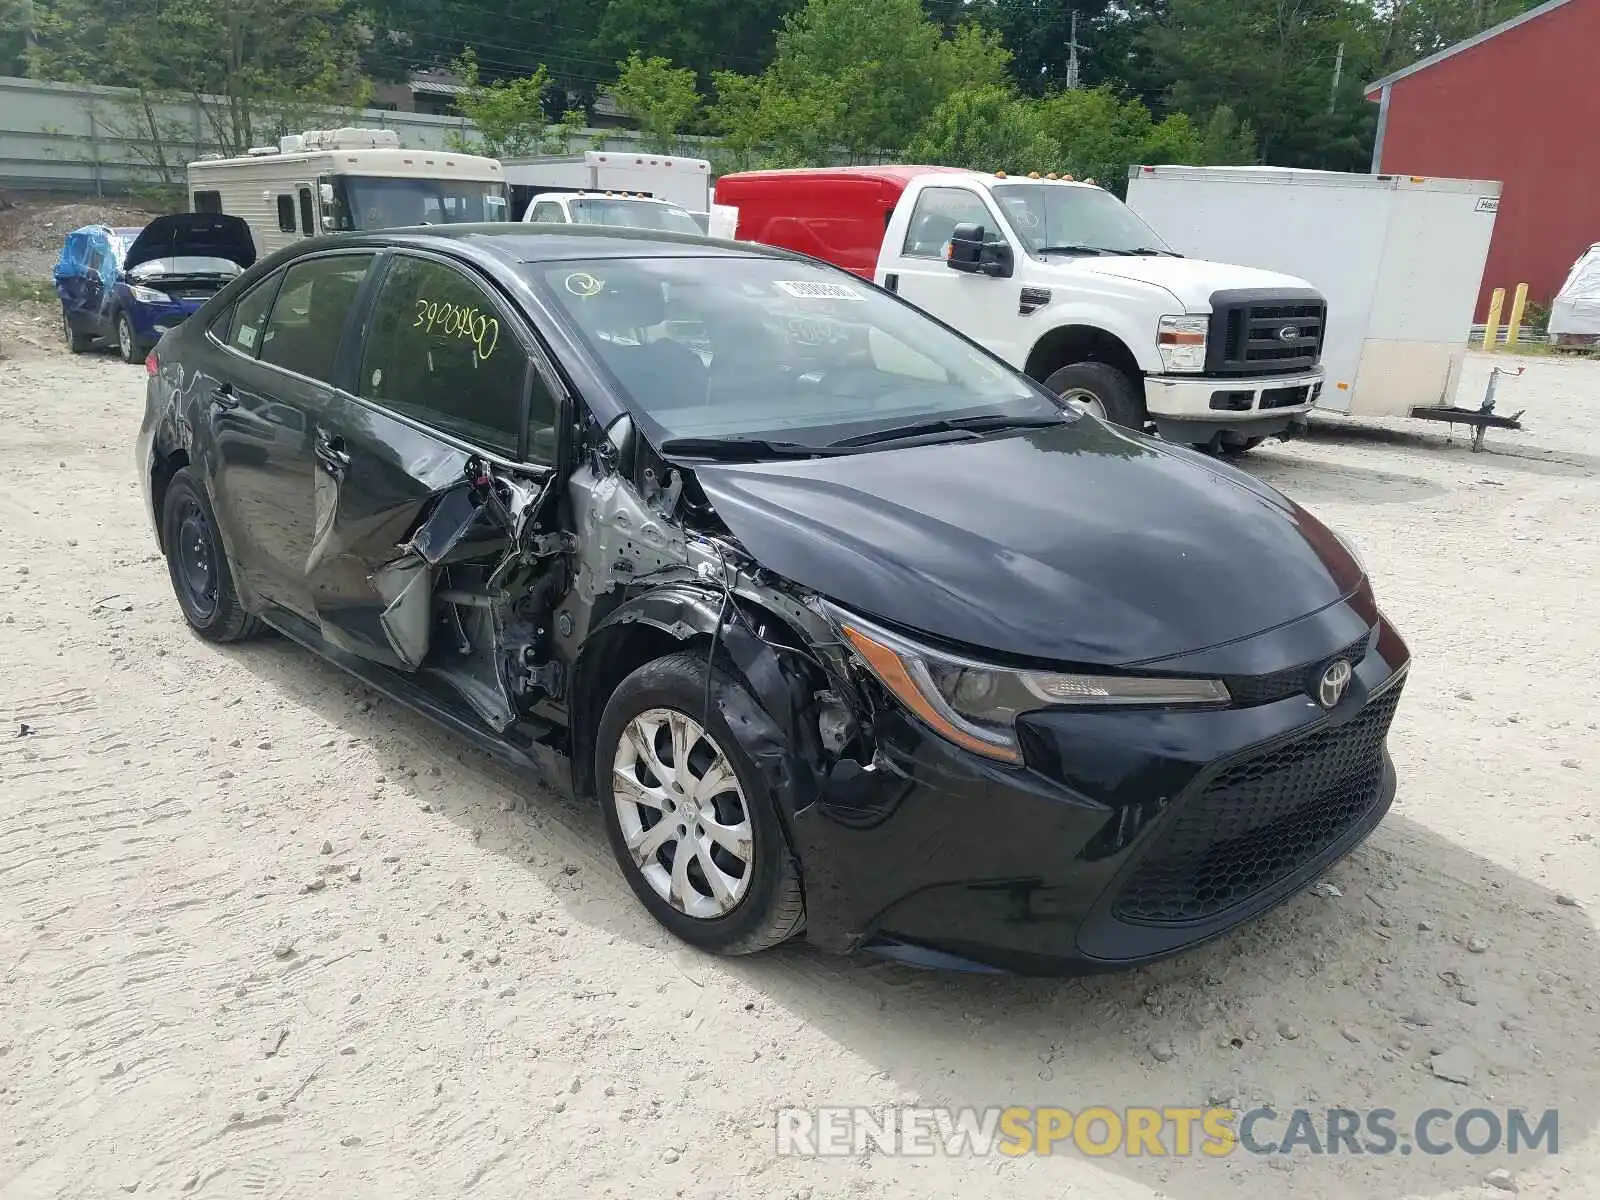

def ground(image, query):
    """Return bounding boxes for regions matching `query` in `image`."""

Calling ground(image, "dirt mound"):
[0,196,168,286]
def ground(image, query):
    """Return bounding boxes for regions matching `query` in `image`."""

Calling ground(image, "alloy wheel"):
[117,315,134,361]
[612,707,754,919]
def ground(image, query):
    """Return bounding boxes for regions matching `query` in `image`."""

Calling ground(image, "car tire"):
[160,467,261,643]
[115,310,142,364]
[61,306,93,354]
[1042,361,1147,430]
[596,651,805,956]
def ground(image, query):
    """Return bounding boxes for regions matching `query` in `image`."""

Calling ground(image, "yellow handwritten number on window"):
[413,297,500,360]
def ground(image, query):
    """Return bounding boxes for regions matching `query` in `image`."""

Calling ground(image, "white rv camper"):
[186,128,509,257]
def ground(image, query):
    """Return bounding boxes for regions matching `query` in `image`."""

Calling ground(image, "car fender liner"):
[577,583,837,870]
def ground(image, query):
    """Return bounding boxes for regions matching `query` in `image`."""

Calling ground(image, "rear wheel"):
[596,652,804,955]
[115,310,142,364]
[61,306,93,354]
[1042,361,1147,431]
[160,467,261,643]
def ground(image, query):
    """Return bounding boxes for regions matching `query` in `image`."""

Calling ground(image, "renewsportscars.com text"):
[775,1105,1560,1158]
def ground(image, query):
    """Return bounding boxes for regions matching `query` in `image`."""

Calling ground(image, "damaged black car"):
[137,225,1410,974]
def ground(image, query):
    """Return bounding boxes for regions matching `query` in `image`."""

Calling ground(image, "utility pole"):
[1065,10,1082,90]
[1328,41,1344,114]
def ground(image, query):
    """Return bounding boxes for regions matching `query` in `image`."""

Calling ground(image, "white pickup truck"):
[715,166,1330,452]
[521,191,705,234]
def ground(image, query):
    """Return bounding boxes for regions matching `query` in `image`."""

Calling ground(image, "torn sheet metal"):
[372,555,432,669]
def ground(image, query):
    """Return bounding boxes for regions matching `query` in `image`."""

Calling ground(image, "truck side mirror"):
[947,222,1014,278]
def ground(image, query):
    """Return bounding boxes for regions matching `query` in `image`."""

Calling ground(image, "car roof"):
[332,223,790,266]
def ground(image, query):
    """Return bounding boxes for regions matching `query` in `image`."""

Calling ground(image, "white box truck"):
[501,151,712,223]
[1124,165,1502,420]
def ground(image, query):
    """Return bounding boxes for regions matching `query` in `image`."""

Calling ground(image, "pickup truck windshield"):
[341,177,509,229]
[991,184,1173,256]
[531,256,1059,447]
[569,199,702,234]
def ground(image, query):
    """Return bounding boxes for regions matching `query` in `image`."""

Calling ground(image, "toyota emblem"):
[1317,659,1353,708]
[1277,324,1300,342]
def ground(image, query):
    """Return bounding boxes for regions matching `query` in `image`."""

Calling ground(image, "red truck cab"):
[714,165,970,279]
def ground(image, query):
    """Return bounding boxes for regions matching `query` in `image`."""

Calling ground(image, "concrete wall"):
[0,75,710,195]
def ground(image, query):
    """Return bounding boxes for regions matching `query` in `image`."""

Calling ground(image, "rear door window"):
[358,255,551,460]
[531,201,566,223]
[256,254,375,383]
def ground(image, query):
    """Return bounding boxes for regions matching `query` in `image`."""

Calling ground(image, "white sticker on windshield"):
[772,280,864,301]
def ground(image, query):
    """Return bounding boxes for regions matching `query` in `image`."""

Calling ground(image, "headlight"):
[130,285,170,304]
[830,608,1230,764]
[1157,314,1208,373]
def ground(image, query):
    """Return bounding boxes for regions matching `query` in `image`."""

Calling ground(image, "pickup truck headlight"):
[1157,314,1208,373]
[830,607,1230,764]
[130,285,170,304]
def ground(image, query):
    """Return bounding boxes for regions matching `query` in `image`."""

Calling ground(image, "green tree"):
[592,0,800,92]
[445,48,553,158]
[29,0,370,177]
[0,0,31,76]
[713,0,1011,163]
[611,51,701,153]
[903,85,1057,174]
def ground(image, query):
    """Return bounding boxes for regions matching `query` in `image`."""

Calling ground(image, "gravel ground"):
[0,337,1596,1200]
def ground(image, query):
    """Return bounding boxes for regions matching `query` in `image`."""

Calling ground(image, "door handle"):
[315,432,351,473]
[209,383,238,410]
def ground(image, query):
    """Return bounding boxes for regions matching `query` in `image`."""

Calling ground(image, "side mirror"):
[946,222,1013,278]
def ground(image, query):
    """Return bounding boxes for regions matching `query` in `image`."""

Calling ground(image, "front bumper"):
[1144,369,1324,443]
[790,594,1408,974]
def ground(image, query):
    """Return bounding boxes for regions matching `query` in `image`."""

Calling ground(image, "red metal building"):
[1366,0,1600,318]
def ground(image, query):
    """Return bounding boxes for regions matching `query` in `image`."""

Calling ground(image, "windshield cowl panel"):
[527,255,1063,455]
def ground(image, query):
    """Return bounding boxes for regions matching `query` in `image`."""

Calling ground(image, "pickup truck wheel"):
[1043,362,1147,430]
[1216,437,1265,456]
[596,652,805,956]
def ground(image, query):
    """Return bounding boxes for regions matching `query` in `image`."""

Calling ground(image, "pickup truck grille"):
[1205,288,1326,377]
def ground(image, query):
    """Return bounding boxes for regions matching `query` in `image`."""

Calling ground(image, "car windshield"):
[529,256,1060,447]
[568,199,703,235]
[991,183,1173,255]
[128,256,242,279]
[343,177,509,229]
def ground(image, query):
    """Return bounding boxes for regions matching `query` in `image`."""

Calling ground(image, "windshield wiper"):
[658,435,839,461]
[828,412,1064,449]
[1128,246,1181,256]
[1034,244,1107,256]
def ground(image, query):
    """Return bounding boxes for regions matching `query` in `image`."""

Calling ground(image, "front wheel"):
[115,311,142,364]
[596,652,804,955]
[1042,361,1148,430]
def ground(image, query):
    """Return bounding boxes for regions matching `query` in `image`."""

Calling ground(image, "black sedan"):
[136,224,1409,974]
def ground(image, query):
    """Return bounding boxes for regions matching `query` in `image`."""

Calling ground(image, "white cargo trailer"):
[500,151,712,222]
[1124,165,1502,420]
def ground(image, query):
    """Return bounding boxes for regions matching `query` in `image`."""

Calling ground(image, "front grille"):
[1224,630,1371,707]
[1112,683,1401,925]
[1206,289,1326,377]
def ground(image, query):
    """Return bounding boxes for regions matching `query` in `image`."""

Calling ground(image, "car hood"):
[691,419,1363,667]
[123,214,256,274]
[1064,255,1315,310]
